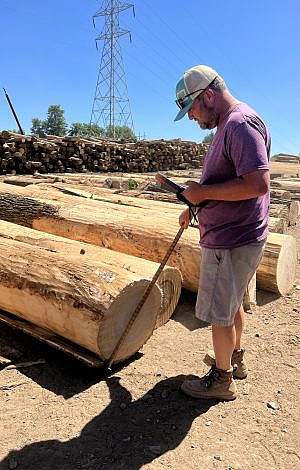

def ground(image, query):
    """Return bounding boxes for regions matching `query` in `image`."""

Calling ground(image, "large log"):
[0,183,296,295]
[256,233,297,294]
[0,184,202,291]
[0,236,162,362]
[36,182,295,233]
[0,220,181,329]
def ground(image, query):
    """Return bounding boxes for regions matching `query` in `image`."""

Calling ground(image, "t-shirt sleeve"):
[226,122,270,177]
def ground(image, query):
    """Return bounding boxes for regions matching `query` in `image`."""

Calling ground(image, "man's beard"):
[199,121,214,130]
[198,99,219,129]
[199,115,218,130]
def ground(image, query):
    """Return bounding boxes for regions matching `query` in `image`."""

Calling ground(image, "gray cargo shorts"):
[195,240,266,327]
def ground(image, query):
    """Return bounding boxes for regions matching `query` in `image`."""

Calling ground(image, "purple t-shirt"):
[199,102,271,249]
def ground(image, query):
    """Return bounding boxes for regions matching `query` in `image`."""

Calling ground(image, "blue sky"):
[0,0,299,155]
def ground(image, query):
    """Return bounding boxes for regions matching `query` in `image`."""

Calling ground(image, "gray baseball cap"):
[174,65,219,121]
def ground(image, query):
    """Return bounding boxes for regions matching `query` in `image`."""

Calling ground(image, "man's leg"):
[212,324,236,371]
[181,323,237,400]
[234,304,245,350]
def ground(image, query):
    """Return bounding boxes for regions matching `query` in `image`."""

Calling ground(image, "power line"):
[135,1,298,153]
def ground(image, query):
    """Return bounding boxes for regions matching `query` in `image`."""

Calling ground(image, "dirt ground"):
[0,199,299,469]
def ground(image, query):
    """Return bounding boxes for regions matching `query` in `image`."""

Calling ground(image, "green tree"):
[45,105,68,136]
[202,131,215,144]
[31,118,47,137]
[68,122,104,138]
[105,125,136,141]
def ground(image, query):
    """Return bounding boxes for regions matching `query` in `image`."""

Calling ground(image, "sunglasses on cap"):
[175,76,218,109]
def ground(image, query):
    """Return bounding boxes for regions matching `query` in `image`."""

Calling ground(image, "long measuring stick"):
[106,225,185,370]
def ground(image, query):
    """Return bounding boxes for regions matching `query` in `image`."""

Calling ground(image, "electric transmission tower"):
[90,0,135,138]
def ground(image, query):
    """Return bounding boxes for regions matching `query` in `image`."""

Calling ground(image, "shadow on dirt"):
[0,374,216,470]
[0,323,143,399]
[172,289,209,331]
[256,289,281,306]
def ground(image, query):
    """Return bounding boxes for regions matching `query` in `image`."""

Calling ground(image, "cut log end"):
[276,235,297,295]
[98,280,161,362]
[155,267,182,329]
[257,233,297,295]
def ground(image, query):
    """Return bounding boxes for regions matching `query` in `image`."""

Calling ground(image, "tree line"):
[7,103,216,144]
[30,105,136,140]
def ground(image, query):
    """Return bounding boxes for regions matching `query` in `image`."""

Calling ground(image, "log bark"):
[0,235,162,363]
[0,183,296,295]
[40,182,295,233]
[0,220,181,329]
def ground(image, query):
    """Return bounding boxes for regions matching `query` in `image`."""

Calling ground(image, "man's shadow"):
[1,375,215,470]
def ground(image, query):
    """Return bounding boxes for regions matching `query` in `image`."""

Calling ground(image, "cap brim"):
[174,100,193,122]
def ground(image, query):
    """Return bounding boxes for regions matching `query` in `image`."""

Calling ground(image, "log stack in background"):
[0,131,209,174]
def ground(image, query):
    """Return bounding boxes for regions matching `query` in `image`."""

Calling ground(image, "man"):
[174,65,270,401]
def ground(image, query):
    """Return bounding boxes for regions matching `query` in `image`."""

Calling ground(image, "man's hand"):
[179,208,191,229]
[155,173,165,185]
[181,181,207,205]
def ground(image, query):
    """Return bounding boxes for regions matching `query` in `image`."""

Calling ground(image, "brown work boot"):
[181,366,237,401]
[203,348,248,379]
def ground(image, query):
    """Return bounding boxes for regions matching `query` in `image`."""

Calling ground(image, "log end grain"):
[276,235,297,295]
[257,233,297,295]
[155,267,182,328]
[97,280,162,362]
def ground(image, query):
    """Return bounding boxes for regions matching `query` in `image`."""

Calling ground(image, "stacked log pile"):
[0,131,209,175]
[0,171,298,364]
[0,182,296,296]
[0,143,298,364]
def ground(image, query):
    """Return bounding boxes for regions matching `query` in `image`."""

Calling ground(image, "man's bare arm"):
[182,169,269,205]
